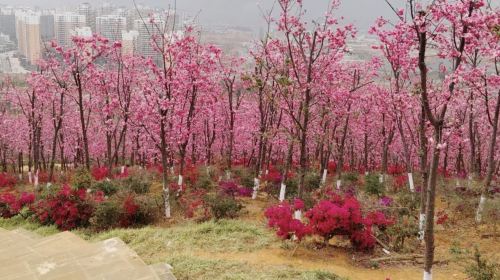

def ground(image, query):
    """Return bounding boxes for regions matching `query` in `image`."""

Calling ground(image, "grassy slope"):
[0,217,344,280]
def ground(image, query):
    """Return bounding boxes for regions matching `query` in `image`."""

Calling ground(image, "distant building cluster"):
[0,2,190,66]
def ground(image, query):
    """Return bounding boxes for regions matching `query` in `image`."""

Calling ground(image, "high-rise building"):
[54,12,85,46]
[15,12,41,63]
[121,30,138,55]
[78,2,95,32]
[71,26,92,38]
[96,15,126,42]
[99,2,116,16]
[0,11,17,43]
[40,13,55,42]
[134,18,166,64]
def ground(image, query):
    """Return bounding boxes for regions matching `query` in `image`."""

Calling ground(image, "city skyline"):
[0,0,402,33]
[0,0,394,73]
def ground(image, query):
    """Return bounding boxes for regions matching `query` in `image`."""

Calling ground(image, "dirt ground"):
[219,194,500,280]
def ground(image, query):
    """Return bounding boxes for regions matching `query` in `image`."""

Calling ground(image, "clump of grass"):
[0,216,59,236]
[167,255,345,280]
[83,219,274,263]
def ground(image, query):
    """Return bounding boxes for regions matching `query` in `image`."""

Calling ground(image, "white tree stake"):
[475,195,486,223]
[408,172,415,192]
[321,169,328,186]
[252,178,260,199]
[279,183,286,202]
[34,170,39,189]
[423,270,432,280]
[418,213,426,240]
[336,179,341,190]
[294,210,302,220]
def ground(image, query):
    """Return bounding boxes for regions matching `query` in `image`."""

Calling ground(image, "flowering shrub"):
[265,195,393,251]
[264,200,311,240]
[436,210,449,225]
[37,171,50,183]
[184,165,199,185]
[91,166,109,181]
[387,165,405,175]
[0,173,17,188]
[379,196,393,207]
[393,175,407,191]
[120,195,139,227]
[220,181,239,196]
[33,184,95,230]
[122,174,151,194]
[177,189,209,219]
[327,161,337,173]
[238,187,253,197]
[263,169,283,185]
[219,181,252,197]
[205,193,243,220]
[90,193,156,230]
[437,168,451,178]
[72,168,93,189]
[365,174,384,197]
[0,192,35,218]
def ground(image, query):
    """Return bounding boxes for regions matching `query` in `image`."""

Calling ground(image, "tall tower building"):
[54,13,85,46]
[121,30,138,55]
[40,13,55,42]
[0,10,17,43]
[15,12,41,63]
[96,15,126,42]
[77,2,95,32]
[134,18,166,64]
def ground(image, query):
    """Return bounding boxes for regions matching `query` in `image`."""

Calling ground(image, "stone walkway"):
[0,228,176,280]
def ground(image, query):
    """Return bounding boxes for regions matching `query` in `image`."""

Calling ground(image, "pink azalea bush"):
[265,195,393,251]
[0,192,35,218]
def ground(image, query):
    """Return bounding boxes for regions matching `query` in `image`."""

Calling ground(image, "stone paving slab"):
[0,228,175,280]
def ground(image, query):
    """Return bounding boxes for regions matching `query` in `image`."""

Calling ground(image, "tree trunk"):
[476,90,500,222]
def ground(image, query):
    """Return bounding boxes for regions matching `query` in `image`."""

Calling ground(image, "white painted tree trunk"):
[177,175,183,192]
[336,179,342,190]
[206,166,211,176]
[34,170,39,189]
[423,270,432,280]
[321,169,328,186]
[379,174,384,183]
[252,178,260,199]
[28,171,32,184]
[279,182,286,202]
[475,195,486,223]
[163,187,171,218]
[418,213,426,240]
[365,171,369,176]
[120,166,125,174]
[408,173,415,192]
[225,170,231,180]
[294,210,302,220]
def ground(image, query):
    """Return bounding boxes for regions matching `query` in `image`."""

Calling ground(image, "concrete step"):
[149,263,177,280]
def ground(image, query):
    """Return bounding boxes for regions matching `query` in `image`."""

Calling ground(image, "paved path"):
[0,227,176,280]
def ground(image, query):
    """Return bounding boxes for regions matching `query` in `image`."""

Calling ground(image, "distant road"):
[0,51,29,74]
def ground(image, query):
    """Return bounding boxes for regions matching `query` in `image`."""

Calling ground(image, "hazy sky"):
[0,0,401,33]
